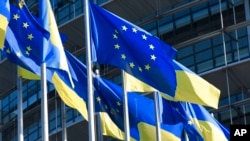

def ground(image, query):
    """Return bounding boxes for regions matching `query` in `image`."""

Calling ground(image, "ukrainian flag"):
[162,99,229,141]
[124,60,220,109]
[0,0,10,49]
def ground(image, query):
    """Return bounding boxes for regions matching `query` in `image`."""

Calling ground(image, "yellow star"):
[132,27,138,33]
[13,14,20,20]
[113,34,118,39]
[145,64,151,70]
[25,51,30,56]
[149,44,155,50]
[6,49,11,54]
[26,46,32,51]
[96,97,101,102]
[138,67,143,72]
[121,54,126,60]
[151,54,157,61]
[27,34,34,40]
[142,34,147,40]
[116,101,121,106]
[129,62,135,68]
[122,25,127,31]
[23,22,29,29]
[114,44,120,49]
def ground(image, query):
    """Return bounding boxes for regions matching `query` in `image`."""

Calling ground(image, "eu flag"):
[89,2,177,97]
[0,0,10,48]
[89,2,220,109]
[185,103,230,141]
[2,3,49,75]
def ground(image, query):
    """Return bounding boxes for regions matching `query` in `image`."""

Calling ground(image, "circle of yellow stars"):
[112,25,159,73]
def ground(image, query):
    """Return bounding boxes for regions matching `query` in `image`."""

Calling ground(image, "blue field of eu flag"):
[89,1,177,97]
[2,3,49,75]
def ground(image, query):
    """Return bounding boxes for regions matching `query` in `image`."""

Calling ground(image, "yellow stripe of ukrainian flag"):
[52,72,88,120]
[124,72,220,109]
[0,14,8,49]
[138,122,181,141]
[192,118,228,141]
[18,66,40,80]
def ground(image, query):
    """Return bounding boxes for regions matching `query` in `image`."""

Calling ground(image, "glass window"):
[177,46,193,58]
[213,45,224,56]
[196,49,212,63]
[175,15,191,28]
[194,39,211,52]
[178,56,194,67]
[238,37,248,48]
[212,35,223,46]
[192,8,209,22]
[237,28,247,38]
[197,60,213,73]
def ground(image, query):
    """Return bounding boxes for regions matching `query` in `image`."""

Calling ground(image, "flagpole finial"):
[19,0,25,8]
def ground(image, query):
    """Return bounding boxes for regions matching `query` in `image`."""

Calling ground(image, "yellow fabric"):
[52,72,88,120]
[46,0,68,71]
[174,70,220,109]
[124,72,156,92]
[0,15,8,49]
[124,71,220,109]
[192,119,228,141]
[100,112,126,140]
[137,122,181,141]
[18,66,40,80]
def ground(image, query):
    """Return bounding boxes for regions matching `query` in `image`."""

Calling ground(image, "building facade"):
[0,0,250,140]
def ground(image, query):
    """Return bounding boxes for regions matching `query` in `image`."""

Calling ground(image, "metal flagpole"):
[61,101,67,141]
[41,63,49,141]
[122,70,130,141]
[219,0,233,124]
[84,0,96,140]
[94,68,103,141]
[184,130,189,141]
[154,91,161,141]
[17,71,24,141]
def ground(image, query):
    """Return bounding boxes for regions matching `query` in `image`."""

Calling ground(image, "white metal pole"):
[154,91,161,141]
[41,63,49,141]
[17,73,23,141]
[219,0,233,124]
[84,0,96,141]
[61,101,67,141]
[122,70,130,141]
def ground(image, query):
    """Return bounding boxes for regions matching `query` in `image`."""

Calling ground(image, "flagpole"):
[184,130,189,141]
[95,68,103,141]
[41,63,49,141]
[154,91,161,141]
[17,71,24,141]
[84,0,96,141]
[61,101,67,141]
[122,70,130,141]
